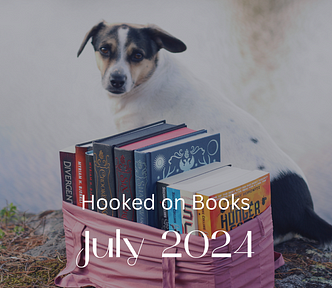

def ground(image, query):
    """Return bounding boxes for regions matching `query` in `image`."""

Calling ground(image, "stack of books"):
[59,120,271,235]
[59,120,221,228]
[157,163,271,238]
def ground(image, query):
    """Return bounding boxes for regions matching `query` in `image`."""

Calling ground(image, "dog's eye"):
[100,47,110,55]
[131,52,143,62]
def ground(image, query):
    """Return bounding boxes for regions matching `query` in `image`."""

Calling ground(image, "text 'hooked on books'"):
[81,194,251,212]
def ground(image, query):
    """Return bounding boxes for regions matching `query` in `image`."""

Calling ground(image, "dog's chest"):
[107,52,303,180]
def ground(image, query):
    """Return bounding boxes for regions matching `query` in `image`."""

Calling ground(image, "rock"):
[25,209,66,258]
[275,236,332,288]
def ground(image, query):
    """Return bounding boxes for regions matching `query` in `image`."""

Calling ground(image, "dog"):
[78,21,332,245]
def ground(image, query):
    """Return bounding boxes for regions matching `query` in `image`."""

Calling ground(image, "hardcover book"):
[59,145,77,205]
[75,142,93,209]
[73,133,116,208]
[85,150,96,211]
[134,132,221,227]
[113,126,198,222]
[92,120,183,217]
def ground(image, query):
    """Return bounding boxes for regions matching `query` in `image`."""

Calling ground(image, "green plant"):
[0,228,5,239]
[13,225,24,234]
[0,202,18,228]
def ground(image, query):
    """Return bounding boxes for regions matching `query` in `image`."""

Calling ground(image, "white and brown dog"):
[78,21,332,245]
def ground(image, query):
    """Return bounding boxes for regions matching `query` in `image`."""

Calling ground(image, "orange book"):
[208,173,271,233]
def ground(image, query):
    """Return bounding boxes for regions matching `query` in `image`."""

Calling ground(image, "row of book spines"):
[165,190,269,239]
[61,146,206,231]
[60,120,173,211]
[165,187,211,237]
[61,130,221,227]
[62,145,151,222]
[59,144,154,220]
[72,124,199,220]
[164,177,271,238]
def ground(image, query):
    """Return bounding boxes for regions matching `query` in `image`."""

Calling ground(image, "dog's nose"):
[110,75,127,89]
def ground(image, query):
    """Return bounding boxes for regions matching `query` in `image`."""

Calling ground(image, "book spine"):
[167,187,183,233]
[76,146,89,209]
[156,182,169,230]
[85,152,96,211]
[180,190,198,235]
[114,148,135,221]
[134,151,150,224]
[59,151,77,205]
[210,174,271,232]
[93,143,117,217]
[196,193,212,238]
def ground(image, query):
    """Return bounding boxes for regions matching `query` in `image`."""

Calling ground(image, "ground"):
[275,236,332,288]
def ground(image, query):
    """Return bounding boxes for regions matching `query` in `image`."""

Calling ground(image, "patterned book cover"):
[135,132,221,227]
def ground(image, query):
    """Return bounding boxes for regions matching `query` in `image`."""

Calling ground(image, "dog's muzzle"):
[110,74,127,89]
[106,70,128,94]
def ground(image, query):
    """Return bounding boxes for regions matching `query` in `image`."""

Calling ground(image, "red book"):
[75,142,93,209]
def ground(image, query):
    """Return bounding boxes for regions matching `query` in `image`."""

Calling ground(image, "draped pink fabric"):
[55,202,283,288]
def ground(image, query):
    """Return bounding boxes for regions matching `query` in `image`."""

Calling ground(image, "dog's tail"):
[271,171,332,246]
[297,207,332,245]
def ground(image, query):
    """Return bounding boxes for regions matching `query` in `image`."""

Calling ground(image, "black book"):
[92,120,183,217]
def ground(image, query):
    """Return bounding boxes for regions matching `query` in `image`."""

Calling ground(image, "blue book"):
[134,132,221,227]
[167,187,183,233]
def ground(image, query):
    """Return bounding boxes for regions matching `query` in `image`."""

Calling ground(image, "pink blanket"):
[55,202,283,288]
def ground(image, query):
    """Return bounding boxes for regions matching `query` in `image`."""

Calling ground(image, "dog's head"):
[77,21,186,96]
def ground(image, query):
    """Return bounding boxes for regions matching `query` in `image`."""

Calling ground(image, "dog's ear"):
[146,24,186,53]
[77,21,105,57]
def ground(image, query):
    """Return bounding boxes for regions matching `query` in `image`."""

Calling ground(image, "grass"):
[0,203,66,288]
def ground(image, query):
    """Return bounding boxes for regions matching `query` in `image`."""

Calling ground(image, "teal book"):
[166,187,183,233]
